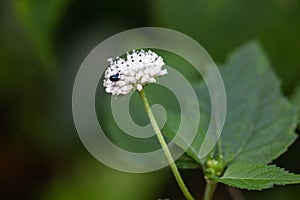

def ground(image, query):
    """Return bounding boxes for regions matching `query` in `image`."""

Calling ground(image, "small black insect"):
[109,73,120,82]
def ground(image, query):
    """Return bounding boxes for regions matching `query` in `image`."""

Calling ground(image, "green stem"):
[139,89,194,200]
[203,180,218,200]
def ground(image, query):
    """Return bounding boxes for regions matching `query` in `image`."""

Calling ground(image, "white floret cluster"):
[103,49,167,95]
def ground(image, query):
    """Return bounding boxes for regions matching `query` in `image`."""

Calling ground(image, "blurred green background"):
[1,0,300,199]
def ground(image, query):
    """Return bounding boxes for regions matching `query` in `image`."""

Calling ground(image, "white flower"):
[103,49,168,95]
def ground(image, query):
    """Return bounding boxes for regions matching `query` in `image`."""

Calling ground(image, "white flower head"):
[103,49,168,95]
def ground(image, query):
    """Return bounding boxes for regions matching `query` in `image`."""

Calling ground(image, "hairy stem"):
[139,89,194,200]
[203,180,218,200]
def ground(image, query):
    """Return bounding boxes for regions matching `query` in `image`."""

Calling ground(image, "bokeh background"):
[1,0,300,200]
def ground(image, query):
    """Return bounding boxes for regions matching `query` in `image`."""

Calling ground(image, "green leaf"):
[291,85,300,134]
[163,111,205,165]
[193,41,298,164]
[217,41,298,164]
[213,163,300,190]
[291,85,300,113]
[175,153,200,169]
[163,41,298,169]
